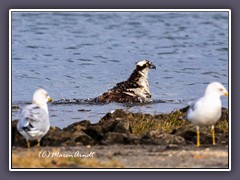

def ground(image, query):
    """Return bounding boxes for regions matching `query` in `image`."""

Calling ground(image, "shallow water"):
[11,11,229,128]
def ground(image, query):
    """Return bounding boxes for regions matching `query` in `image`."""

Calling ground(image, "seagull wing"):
[18,104,49,134]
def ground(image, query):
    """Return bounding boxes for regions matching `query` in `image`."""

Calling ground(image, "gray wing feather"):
[18,104,49,132]
[189,101,197,111]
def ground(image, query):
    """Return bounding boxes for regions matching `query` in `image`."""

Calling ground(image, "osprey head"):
[136,60,156,70]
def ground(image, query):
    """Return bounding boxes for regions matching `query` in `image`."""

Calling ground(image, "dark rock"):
[78,109,91,112]
[12,105,20,110]
[12,120,29,147]
[174,126,214,145]
[125,134,141,144]
[84,124,104,141]
[113,119,132,133]
[63,120,90,132]
[42,127,71,146]
[217,134,228,145]
[174,125,228,145]
[12,105,20,112]
[62,120,95,145]
[11,106,229,147]
[100,109,132,123]
[141,130,185,145]
[100,112,112,122]
[64,131,95,146]
[102,132,128,145]
[214,127,224,134]
[220,107,229,122]
[173,126,196,142]
[100,120,120,132]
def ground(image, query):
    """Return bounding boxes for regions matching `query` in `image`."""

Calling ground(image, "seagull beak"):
[224,92,228,96]
[48,97,53,102]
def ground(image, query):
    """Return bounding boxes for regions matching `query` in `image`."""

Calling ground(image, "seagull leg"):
[27,140,30,149]
[211,125,216,145]
[37,140,40,147]
[196,126,200,147]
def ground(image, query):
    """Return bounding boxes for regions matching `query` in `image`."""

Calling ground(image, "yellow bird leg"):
[27,140,30,149]
[196,129,200,147]
[212,127,216,145]
[37,141,40,147]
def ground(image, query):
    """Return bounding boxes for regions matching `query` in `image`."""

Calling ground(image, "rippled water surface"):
[12,11,229,128]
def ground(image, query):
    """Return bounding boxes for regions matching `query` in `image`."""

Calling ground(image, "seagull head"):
[136,59,156,70]
[205,82,228,97]
[32,88,52,106]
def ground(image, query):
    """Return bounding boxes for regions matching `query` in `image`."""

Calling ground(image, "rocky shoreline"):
[12,106,229,147]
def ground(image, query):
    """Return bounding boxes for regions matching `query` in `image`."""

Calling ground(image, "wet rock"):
[113,119,132,134]
[12,105,20,110]
[62,120,95,145]
[42,127,71,146]
[217,134,229,145]
[174,125,228,145]
[100,120,120,132]
[11,106,229,147]
[102,132,128,145]
[100,109,128,122]
[141,130,185,145]
[12,120,28,147]
[63,120,90,132]
[84,124,104,141]
[12,105,20,112]
[220,108,229,122]
[78,109,91,112]
[63,131,95,146]
[173,126,196,142]
[126,134,141,144]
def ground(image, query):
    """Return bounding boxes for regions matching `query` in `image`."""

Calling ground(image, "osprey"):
[95,60,156,103]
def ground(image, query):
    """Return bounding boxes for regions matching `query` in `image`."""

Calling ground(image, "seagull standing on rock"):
[17,88,52,148]
[187,82,228,147]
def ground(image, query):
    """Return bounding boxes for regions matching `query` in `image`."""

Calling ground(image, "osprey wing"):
[112,80,140,91]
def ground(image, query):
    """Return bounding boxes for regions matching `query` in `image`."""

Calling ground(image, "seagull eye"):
[219,88,223,91]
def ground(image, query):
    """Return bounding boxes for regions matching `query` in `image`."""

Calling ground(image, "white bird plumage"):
[17,88,52,148]
[187,82,228,147]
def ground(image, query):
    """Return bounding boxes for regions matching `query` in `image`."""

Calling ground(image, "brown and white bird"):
[17,88,52,148]
[95,59,156,103]
[187,82,228,147]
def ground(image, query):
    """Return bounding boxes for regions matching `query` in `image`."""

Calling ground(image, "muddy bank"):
[12,145,228,168]
[12,107,229,148]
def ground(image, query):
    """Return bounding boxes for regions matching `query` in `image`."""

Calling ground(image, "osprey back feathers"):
[95,60,156,103]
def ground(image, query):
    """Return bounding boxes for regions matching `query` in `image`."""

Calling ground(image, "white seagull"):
[17,88,52,148]
[187,82,228,147]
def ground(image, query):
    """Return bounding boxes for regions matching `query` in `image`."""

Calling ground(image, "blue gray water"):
[11,11,229,128]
